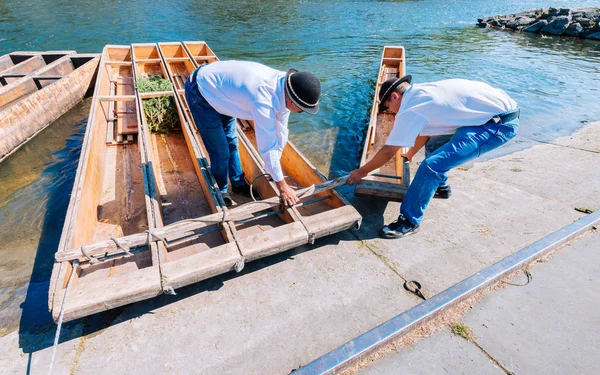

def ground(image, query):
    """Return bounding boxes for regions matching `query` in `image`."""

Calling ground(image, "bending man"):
[185,61,321,207]
[347,75,519,239]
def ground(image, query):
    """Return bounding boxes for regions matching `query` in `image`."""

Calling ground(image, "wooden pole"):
[55,175,350,263]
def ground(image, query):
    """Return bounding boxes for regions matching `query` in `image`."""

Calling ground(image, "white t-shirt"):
[386,79,518,147]
[194,61,290,182]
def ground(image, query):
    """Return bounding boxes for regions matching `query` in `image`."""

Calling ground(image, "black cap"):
[285,69,321,114]
[378,75,412,112]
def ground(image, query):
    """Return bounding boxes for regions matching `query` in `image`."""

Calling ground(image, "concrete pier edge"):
[295,210,600,375]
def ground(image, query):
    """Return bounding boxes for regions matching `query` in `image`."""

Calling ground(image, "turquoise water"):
[1,0,599,338]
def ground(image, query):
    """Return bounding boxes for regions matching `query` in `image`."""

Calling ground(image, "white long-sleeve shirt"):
[194,61,289,182]
[386,79,518,147]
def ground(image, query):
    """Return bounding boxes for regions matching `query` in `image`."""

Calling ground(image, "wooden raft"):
[354,46,411,201]
[49,42,362,323]
[0,51,99,162]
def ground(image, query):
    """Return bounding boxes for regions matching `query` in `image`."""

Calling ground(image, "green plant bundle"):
[136,75,180,134]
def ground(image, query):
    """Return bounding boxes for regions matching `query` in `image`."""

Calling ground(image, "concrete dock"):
[1,121,599,375]
[357,228,600,375]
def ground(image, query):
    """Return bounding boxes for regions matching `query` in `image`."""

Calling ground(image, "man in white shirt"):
[347,76,519,239]
[185,61,321,207]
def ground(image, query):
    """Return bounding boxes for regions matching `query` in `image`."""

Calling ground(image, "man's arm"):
[346,145,401,185]
[252,104,299,207]
[402,135,429,162]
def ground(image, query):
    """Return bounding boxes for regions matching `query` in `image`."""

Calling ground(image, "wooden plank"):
[97,95,136,101]
[300,205,362,239]
[0,76,37,111]
[55,174,351,263]
[160,242,240,290]
[139,91,173,99]
[238,222,308,262]
[354,179,408,201]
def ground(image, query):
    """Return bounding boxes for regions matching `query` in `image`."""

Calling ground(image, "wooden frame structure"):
[49,42,361,322]
[354,46,411,201]
[0,51,99,162]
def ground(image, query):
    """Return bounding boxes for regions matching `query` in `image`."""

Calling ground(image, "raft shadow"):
[18,226,349,354]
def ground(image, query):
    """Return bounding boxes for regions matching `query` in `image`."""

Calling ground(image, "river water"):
[1,0,599,336]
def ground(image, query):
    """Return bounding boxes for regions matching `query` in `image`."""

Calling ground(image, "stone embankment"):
[477,7,600,40]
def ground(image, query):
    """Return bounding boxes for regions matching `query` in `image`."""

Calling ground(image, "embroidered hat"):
[378,75,412,113]
[285,69,321,114]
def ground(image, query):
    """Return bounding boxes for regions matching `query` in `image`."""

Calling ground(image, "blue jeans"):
[184,74,246,194]
[401,116,519,226]
[425,135,453,189]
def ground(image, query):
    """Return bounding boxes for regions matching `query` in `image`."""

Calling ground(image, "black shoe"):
[232,184,260,199]
[221,192,233,207]
[379,215,420,239]
[434,185,452,199]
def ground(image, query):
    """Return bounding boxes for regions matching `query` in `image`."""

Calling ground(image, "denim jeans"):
[400,116,519,226]
[184,74,246,194]
[425,135,453,189]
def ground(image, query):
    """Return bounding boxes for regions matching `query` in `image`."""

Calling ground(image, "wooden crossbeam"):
[55,175,350,263]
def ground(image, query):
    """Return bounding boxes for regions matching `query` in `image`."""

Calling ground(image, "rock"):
[564,22,583,37]
[586,32,600,40]
[558,8,571,16]
[540,16,571,35]
[523,20,548,33]
[517,8,544,19]
[477,6,600,40]
[506,16,536,30]
[578,18,594,28]
[488,18,502,28]
[572,7,600,20]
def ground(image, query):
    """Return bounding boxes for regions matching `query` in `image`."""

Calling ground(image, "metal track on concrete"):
[295,211,600,375]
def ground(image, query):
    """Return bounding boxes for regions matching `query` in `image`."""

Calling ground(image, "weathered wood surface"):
[49,42,362,323]
[0,54,100,162]
[356,46,410,199]
[354,179,408,201]
[55,174,351,263]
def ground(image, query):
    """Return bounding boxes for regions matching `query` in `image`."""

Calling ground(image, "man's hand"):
[346,169,365,185]
[401,152,414,163]
[276,180,299,207]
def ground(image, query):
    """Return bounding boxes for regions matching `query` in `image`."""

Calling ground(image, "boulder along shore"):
[477,7,600,40]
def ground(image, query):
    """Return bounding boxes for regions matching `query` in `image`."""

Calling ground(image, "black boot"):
[232,184,260,199]
[434,185,452,199]
[221,192,233,207]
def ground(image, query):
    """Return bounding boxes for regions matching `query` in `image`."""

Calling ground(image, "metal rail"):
[294,210,600,374]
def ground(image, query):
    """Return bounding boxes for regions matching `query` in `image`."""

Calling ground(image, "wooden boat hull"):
[0,52,99,162]
[354,46,410,201]
[49,45,163,322]
[49,42,361,322]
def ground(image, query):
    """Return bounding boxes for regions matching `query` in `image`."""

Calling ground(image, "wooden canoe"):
[0,51,99,162]
[354,46,411,201]
[49,42,361,322]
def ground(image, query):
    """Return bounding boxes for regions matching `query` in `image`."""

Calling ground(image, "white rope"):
[48,261,79,375]
[80,245,98,264]
[110,236,133,256]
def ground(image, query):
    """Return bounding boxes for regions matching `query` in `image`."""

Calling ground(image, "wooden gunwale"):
[354,46,409,201]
